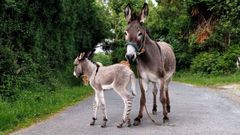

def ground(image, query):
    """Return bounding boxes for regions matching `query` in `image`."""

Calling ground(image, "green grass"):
[0,86,93,135]
[173,71,240,86]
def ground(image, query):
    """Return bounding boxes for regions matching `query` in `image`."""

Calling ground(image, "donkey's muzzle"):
[126,54,135,62]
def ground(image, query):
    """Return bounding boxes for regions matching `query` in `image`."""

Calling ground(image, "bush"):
[110,40,126,63]
[93,53,112,66]
[0,0,109,101]
[191,45,240,75]
[191,52,219,74]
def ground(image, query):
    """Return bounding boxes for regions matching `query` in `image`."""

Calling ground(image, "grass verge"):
[173,71,240,86]
[0,86,93,135]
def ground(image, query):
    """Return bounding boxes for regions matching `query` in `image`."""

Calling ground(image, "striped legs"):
[90,93,99,126]
[99,91,108,128]
[117,91,133,128]
[90,91,108,128]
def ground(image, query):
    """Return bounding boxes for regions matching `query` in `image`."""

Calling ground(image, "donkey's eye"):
[138,32,143,37]
[124,31,128,36]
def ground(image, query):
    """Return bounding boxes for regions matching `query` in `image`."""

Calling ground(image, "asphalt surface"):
[12,82,240,135]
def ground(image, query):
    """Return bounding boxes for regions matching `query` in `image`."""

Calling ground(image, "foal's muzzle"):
[73,71,83,78]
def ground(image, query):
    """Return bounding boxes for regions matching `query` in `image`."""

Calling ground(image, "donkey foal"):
[73,52,136,128]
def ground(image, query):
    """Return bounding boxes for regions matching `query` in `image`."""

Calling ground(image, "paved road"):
[12,82,240,135]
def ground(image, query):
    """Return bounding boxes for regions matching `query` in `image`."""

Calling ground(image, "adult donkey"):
[124,3,176,126]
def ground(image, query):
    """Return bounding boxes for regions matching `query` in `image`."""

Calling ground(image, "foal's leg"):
[117,90,133,128]
[152,82,158,115]
[98,90,108,128]
[159,79,169,123]
[90,92,99,126]
[134,79,148,126]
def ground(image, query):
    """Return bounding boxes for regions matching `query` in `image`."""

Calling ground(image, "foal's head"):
[124,3,149,62]
[73,51,94,78]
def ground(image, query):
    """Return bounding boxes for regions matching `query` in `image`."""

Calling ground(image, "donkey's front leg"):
[152,82,158,115]
[134,79,148,126]
[90,93,99,126]
[98,91,108,128]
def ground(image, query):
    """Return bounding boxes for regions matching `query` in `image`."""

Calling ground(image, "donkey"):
[124,3,176,126]
[73,51,136,128]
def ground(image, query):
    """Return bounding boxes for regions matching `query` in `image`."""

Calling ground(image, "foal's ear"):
[124,3,132,23]
[86,49,95,59]
[78,52,86,60]
[140,3,149,23]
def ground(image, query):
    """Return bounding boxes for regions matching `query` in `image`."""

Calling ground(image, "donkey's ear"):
[78,52,86,60]
[140,3,149,23]
[86,49,95,59]
[124,4,132,23]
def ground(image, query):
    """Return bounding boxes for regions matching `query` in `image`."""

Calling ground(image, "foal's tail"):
[130,73,137,96]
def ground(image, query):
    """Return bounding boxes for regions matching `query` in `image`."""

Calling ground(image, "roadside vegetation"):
[104,0,240,86]
[0,0,106,134]
[174,71,240,86]
[0,0,239,134]
[0,85,92,135]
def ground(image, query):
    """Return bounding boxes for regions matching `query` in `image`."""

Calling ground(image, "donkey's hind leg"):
[159,79,169,123]
[152,82,158,115]
[165,77,172,113]
[117,90,133,128]
[98,91,108,128]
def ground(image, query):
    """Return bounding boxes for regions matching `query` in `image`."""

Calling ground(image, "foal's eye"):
[124,31,128,36]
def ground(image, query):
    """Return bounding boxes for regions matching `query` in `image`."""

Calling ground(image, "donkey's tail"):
[130,73,137,96]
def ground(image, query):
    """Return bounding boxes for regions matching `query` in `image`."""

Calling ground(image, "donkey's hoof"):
[117,123,123,128]
[101,124,107,128]
[90,121,95,126]
[152,109,157,115]
[101,122,107,128]
[127,120,132,127]
[167,105,171,113]
[117,119,125,128]
[163,116,169,123]
[133,118,141,126]
[90,118,96,126]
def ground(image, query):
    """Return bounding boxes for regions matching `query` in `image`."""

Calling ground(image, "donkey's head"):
[124,3,149,62]
[73,51,94,78]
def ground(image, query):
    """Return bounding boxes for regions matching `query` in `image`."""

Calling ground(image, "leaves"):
[0,0,109,100]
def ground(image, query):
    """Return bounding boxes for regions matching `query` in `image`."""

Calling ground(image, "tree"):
[0,0,110,100]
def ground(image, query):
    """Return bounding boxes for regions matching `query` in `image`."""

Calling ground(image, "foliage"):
[174,71,240,86]
[0,0,109,100]
[92,52,112,65]
[190,52,220,74]
[147,1,193,70]
[0,86,92,134]
[191,43,240,75]
[110,40,126,63]
[106,0,240,74]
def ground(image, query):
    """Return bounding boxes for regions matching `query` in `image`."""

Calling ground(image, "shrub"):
[93,53,112,66]
[110,40,126,63]
[191,45,240,75]
[0,0,109,100]
[191,52,220,74]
